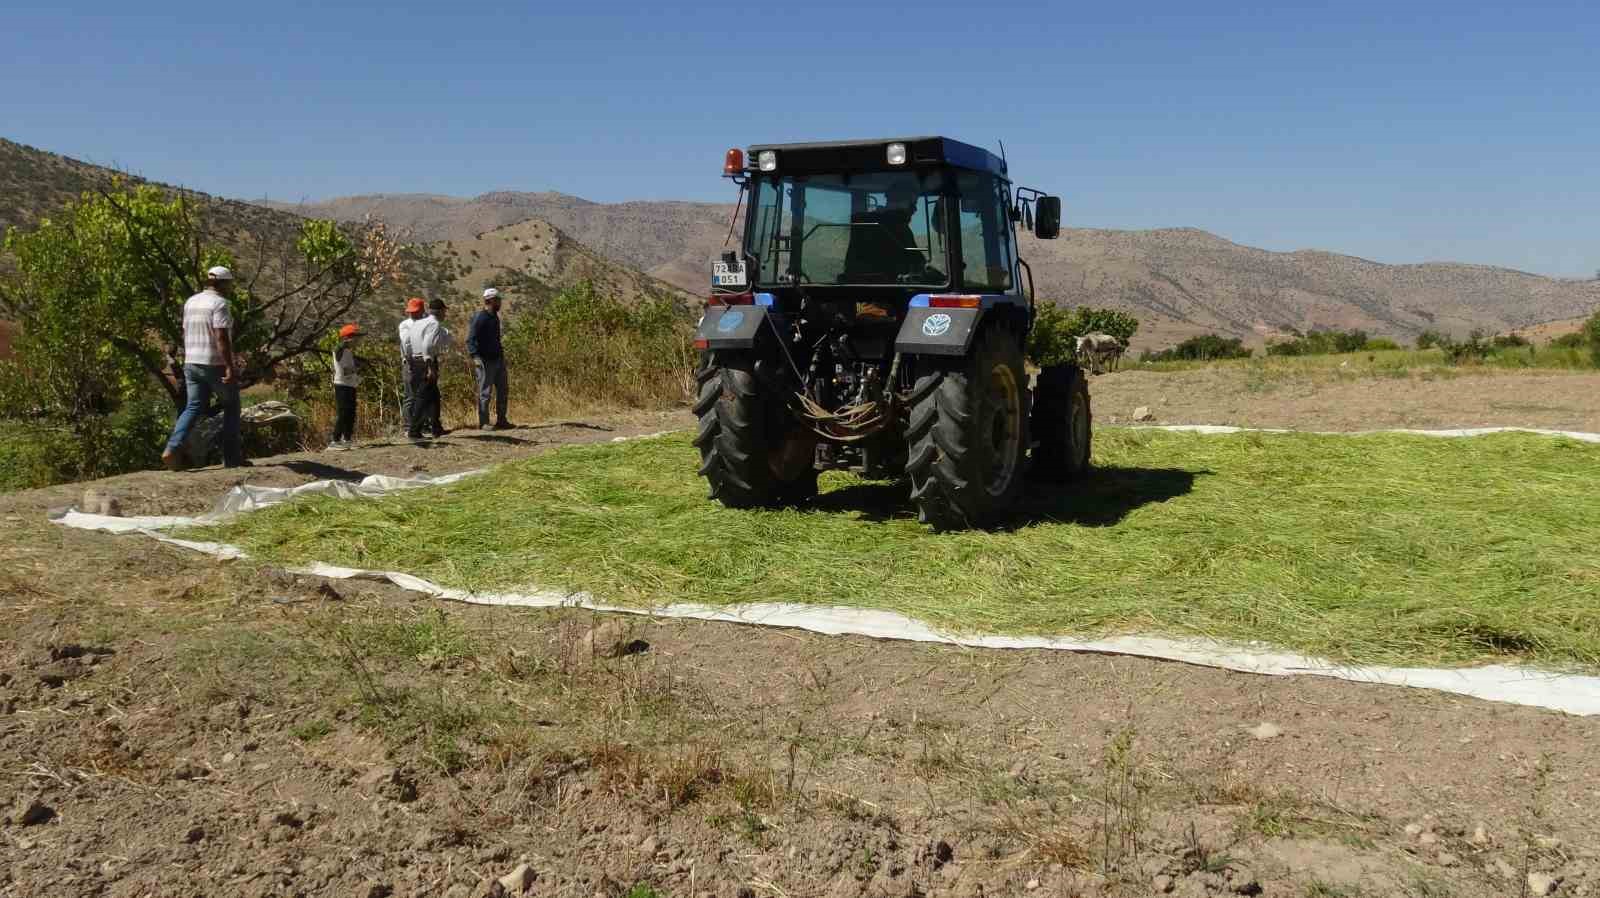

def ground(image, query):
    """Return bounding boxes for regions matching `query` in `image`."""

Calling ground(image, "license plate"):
[711,260,748,287]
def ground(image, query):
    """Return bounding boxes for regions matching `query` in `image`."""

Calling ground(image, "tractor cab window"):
[955,172,1015,293]
[748,172,951,287]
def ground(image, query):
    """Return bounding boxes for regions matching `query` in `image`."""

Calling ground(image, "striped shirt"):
[182,289,233,366]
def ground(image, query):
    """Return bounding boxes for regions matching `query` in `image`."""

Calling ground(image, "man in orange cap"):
[329,323,363,450]
[398,297,435,441]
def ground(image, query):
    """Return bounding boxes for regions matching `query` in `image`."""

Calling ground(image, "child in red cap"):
[329,323,363,450]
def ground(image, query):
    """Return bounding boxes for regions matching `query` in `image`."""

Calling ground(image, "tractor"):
[692,137,1090,530]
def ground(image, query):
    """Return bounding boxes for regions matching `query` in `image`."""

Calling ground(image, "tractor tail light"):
[709,292,755,306]
[929,295,982,309]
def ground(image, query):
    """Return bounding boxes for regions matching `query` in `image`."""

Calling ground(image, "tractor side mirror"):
[1034,196,1061,240]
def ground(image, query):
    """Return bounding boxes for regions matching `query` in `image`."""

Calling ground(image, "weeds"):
[1099,722,1147,875]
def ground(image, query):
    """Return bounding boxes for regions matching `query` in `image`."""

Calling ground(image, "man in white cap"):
[162,266,244,469]
[467,287,512,430]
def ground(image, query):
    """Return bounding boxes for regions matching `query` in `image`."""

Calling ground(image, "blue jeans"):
[165,364,242,466]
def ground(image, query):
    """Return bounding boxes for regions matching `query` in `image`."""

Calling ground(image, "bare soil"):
[1089,368,1600,433]
[2,384,1598,898]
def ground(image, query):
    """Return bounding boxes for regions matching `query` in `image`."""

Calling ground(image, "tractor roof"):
[745,136,1008,177]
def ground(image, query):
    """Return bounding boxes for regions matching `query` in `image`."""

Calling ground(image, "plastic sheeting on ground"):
[47,425,1600,716]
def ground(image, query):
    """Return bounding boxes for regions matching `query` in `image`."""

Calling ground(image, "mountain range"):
[267,190,1599,348]
[5,137,1596,350]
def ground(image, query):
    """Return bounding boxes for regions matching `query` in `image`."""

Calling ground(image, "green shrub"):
[1362,338,1402,351]
[1415,330,1445,350]
[1440,330,1492,365]
[1550,332,1587,349]
[1140,334,1251,362]
[0,422,79,490]
[1491,333,1530,349]
[1266,329,1369,356]
[1027,304,1140,368]
[1585,310,1600,367]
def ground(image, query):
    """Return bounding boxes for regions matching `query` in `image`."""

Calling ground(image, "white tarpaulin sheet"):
[1130,424,1600,443]
[48,425,1600,716]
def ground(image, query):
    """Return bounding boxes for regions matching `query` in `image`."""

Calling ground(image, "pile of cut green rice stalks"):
[205,429,1600,670]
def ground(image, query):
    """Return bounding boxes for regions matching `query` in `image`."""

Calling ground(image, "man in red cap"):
[398,297,436,442]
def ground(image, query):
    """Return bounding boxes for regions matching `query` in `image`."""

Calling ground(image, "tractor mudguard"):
[696,305,770,350]
[895,307,983,357]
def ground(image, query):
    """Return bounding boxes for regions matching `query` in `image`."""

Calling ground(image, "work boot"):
[492,421,515,431]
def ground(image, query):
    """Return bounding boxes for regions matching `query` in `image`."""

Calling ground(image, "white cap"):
[482,287,499,300]
[206,266,234,281]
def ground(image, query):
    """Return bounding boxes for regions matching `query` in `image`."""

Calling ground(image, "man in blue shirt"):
[466,287,513,430]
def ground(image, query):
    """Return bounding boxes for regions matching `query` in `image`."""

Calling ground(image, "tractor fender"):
[895,307,984,357]
[696,305,769,350]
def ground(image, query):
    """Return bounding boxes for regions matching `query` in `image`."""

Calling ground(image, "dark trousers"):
[405,359,436,438]
[332,385,357,442]
[474,355,509,426]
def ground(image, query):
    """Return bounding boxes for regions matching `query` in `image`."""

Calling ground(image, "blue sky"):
[3,0,1597,277]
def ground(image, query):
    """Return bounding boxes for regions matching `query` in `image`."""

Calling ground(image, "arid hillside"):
[264,191,732,299]
[276,189,1600,348]
[427,217,693,308]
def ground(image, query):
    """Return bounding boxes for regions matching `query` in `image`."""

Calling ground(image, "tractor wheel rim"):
[986,363,1022,497]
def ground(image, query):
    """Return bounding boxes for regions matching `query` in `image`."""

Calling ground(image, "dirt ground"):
[1088,368,1600,432]
[2,380,1598,898]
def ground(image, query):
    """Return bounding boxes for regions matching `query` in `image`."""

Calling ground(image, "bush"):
[1491,333,1530,349]
[1266,328,1370,356]
[1362,338,1402,351]
[1415,330,1445,350]
[1140,334,1251,362]
[1440,330,1492,365]
[1550,332,1587,349]
[501,280,695,409]
[1585,310,1600,367]
[1027,304,1140,368]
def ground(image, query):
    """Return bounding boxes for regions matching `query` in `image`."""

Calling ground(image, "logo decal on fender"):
[717,310,746,333]
[922,313,952,337]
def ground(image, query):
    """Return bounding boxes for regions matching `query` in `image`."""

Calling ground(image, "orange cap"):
[339,324,361,339]
[405,297,425,314]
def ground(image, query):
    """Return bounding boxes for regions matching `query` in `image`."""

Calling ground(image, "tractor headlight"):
[758,150,778,172]
[886,142,907,165]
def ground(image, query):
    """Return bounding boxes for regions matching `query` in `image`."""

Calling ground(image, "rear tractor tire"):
[1030,364,1092,482]
[693,351,818,508]
[905,325,1030,531]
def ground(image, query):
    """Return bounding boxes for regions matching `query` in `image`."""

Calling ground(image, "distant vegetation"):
[1139,334,1253,362]
[1027,304,1139,367]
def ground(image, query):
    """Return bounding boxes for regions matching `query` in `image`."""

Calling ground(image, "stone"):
[17,799,55,826]
[1153,874,1175,893]
[1404,823,1425,837]
[1418,831,1439,846]
[1494,859,1518,880]
[581,621,644,659]
[494,863,534,896]
[638,835,659,857]
[1471,823,1490,845]
[1527,872,1559,895]
[1025,879,1040,891]
[1437,851,1459,867]
[1133,406,1154,422]
[1247,722,1281,741]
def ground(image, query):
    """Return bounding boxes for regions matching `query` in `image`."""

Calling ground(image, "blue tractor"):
[693,137,1090,530]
